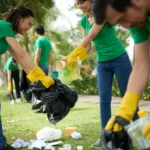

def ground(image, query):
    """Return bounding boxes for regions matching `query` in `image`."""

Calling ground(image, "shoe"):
[10,100,15,105]
[0,144,15,150]
[91,139,102,148]
[16,98,22,103]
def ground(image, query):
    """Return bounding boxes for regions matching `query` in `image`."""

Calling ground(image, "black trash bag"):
[102,116,134,150]
[31,93,43,110]
[30,79,78,124]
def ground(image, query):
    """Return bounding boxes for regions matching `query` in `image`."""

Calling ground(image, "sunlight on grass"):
[1,91,117,150]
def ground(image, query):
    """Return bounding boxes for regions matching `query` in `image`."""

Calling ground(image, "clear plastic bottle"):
[125,110,150,150]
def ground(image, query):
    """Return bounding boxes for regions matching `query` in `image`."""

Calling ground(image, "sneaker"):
[91,139,102,148]
[16,98,22,103]
[10,100,15,105]
[0,144,15,150]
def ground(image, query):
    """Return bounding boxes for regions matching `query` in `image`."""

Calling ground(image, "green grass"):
[1,92,115,150]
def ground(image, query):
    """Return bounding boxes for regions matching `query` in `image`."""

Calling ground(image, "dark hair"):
[6,5,34,32]
[35,25,45,35]
[91,0,133,24]
[76,0,88,3]
[12,57,17,63]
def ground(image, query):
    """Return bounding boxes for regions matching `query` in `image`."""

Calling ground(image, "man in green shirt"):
[91,0,150,141]
[5,57,22,104]
[34,25,52,113]
[34,25,52,75]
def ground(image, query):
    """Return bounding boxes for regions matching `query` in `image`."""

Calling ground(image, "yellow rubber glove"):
[8,81,13,93]
[142,121,150,140]
[27,65,54,88]
[105,91,140,132]
[64,45,88,67]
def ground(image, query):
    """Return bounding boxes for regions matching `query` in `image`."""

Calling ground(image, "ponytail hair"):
[5,5,34,32]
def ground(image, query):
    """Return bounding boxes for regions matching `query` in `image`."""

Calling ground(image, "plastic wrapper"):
[58,66,82,84]
[125,116,150,150]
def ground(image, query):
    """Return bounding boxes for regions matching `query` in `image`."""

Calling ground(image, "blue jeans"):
[39,65,49,75]
[0,103,6,147]
[97,53,139,128]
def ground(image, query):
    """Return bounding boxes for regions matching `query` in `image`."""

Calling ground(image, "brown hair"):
[5,5,34,32]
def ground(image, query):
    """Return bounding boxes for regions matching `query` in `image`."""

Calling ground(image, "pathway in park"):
[79,95,150,112]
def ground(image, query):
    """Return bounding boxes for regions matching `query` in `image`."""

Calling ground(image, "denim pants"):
[0,103,6,147]
[97,53,139,129]
[39,65,49,75]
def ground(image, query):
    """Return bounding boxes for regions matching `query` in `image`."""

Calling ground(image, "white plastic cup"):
[56,60,66,71]
[125,116,150,150]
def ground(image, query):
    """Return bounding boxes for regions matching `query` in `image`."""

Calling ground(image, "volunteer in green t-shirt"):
[0,5,55,150]
[91,0,150,142]
[5,57,22,104]
[34,25,52,75]
[61,0,139,148]
[34,25,53,113]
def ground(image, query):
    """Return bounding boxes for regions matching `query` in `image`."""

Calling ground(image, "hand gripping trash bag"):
[30,79,78,124]
[102,116,134,150]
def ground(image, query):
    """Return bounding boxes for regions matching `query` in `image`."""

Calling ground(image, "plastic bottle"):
[125,110,150,150]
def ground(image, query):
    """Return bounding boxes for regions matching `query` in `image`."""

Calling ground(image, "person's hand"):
[142,121,150,140]
[105,91,140,132]
[64,45,88,68]
[8,81,13,93]
[27,65,54,88]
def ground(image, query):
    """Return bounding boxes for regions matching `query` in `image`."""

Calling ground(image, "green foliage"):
[142,79,150,101]
[115,26,131,48]
[71,72,122,97]
[71,72,98,95]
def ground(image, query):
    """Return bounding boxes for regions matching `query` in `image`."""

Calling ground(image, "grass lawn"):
[1,91,116,150]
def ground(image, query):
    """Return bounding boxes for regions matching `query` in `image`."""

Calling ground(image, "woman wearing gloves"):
[0,5,54,150]
[6,57,22,104]
[63,0,139,148]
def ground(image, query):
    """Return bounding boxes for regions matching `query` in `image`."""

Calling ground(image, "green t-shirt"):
[80,14,125,61]
[0,20,16,54]
[34,37,52,65]
[5,57,19,71]
[130,17,150,44]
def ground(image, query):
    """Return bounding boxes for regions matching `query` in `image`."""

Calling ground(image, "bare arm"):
[34,48,42,64]
[81,23,104,51]
[7,70,12,82]
[81,27,91,52]
[127,40,150,94]
[5,37,35,74]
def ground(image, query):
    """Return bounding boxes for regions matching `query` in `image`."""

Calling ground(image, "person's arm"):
[105,40,150,132]
[6,37,34,73]
[127,40,150,94]
[81,23,104,50]
[7,70,13,93]
[80,27,91,52]
[64,23,104,67]
[34,48,42,64]
[7,70,12,82]
[5,37,54,88]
